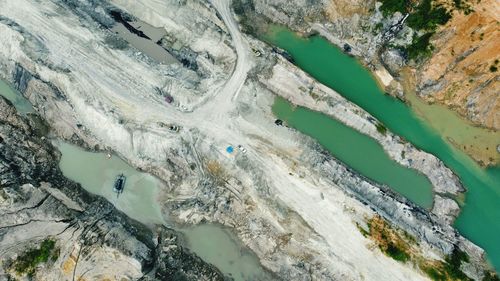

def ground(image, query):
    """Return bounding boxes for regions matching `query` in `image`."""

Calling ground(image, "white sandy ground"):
[374,67,394,87]
[0,0,474,279]
[263,60,462,196]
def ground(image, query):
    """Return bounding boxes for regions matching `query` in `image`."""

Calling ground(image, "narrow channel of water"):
[273,97,433,208]
[0,80,271,281]
[262,26,500,271]
[182,224,274,281]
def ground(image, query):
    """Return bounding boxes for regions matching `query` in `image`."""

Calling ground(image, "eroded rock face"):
[418,0,499,130]
[0,0,496,280]
[0,96,226,280]
[234,0,498,131]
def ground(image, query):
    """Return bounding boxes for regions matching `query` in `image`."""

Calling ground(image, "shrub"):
[422,266,447,281]
[386,242,411,262]
[381,0,455,61]
[483,271,500,281]
[376,122,387,135]
[379,0,410,16]
[13,239,56,277]
[405,32,434,60]
[421,248,472,281]
[443,248,471,280]
[407,0,451,31]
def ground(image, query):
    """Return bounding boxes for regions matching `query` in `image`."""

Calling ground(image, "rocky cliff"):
[233,0,498,128]
[0,0,498,280]
[418,0,499,130]
[0,96,227,280]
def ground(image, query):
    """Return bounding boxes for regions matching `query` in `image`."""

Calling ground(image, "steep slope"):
[233,0,499,165]
[418,0,499,130]
[0,96,227,280]
[0,0,497,279]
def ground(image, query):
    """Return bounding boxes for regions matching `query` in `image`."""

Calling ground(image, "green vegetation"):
[358,216,486,281]
[376,122,388,135]
[13,239,57,277]
[366,216,412,263]
[483,271,500,281]
[490,65,498,72]
[420,249,472,281]
[379,0,453,28]
[444,249,471,280]
[379,0,410,16]
[378,0,474,60]
[453,0,474,14]
[385,242,411,262]
[423,266,446,281]
[404,0,451,60]
[406,32,435,60]
[407,0,451,31]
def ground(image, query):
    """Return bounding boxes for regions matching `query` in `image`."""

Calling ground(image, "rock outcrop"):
[0,0,497,280]
[0,96,227,280]
[418,0,499,130]
[235,0,499,130]
[233,0,499,162]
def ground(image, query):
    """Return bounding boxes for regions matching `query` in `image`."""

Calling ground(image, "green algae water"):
[263,26,500,271]
[273,97,433,208]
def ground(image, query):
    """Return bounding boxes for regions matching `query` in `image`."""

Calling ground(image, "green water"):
[264,27,500,271]
[273,97,433,208]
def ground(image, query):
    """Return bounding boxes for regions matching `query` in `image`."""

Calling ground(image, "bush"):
[14,239,56,277]
[379,0,410,16]
[386,242,411,262]
[405,32,434,60]
[423,266,447,281]
[407,0,451,31]
[376,122,387,135]
[420,249,472,281]
[483,271,500,281]
[443,248,471,280]
[453,0,474,14]
[380,0,454,61]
